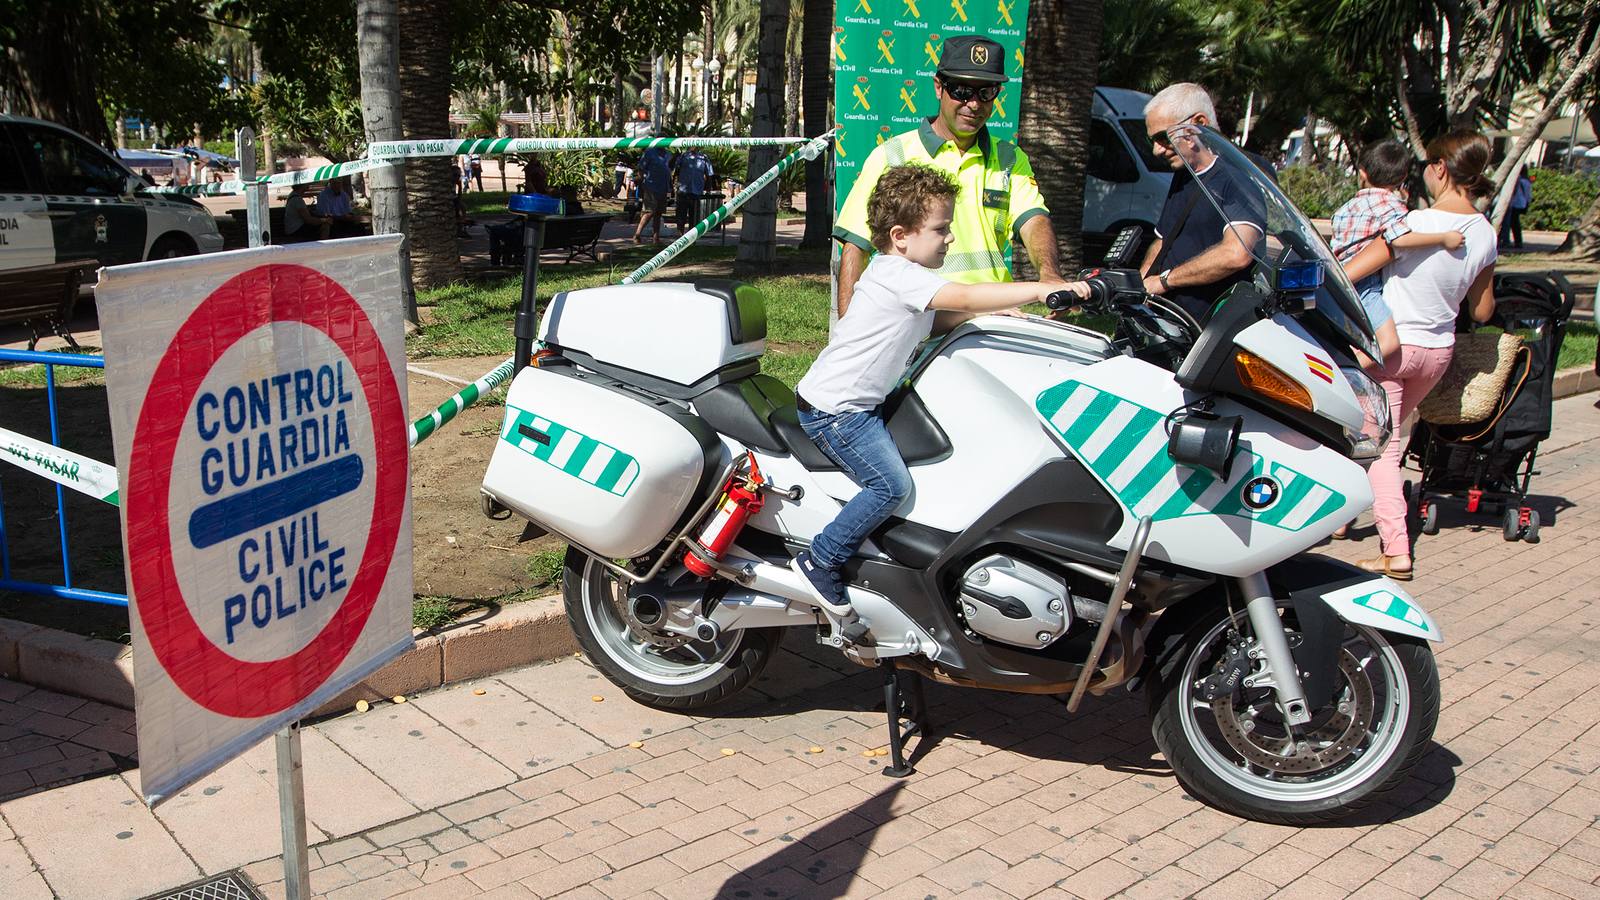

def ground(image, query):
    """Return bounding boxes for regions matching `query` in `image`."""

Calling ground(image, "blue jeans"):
[797,406,913,570]
[1354,274,1393,331]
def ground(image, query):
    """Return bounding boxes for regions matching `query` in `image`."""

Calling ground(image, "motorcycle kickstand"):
[879,662,926,778]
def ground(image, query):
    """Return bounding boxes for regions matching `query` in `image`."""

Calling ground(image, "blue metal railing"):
[0,348,128,607]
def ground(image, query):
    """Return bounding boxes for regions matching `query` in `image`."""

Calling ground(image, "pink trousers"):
[1370,344,1454,557]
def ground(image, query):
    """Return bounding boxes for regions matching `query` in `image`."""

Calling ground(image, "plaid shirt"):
[1330,188,1412,262]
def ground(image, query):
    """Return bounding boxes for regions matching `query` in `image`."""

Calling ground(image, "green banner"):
[832,0,1029,214]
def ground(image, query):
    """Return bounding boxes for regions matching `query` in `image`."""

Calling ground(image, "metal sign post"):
[275,723,313,900]
[239,125,307,898]
[236,127,270,247]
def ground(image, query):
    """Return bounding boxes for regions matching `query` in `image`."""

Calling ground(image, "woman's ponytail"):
[1425,130,1495,200]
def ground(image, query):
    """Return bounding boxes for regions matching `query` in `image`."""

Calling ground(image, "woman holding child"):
[1341,130,1499,580]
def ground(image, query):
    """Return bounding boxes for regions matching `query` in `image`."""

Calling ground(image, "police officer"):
[834,35,1062,316]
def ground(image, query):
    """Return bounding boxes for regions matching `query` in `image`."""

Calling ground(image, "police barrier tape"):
[142,135,809,196]
[0,425,120,505]
[621,131,834,285]
[143,156,399,196]
[367,135,809,159]
[405,130,836,440]
[1,131,831,501]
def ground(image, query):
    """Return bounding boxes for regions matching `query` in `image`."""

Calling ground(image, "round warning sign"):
[124,264,406,719]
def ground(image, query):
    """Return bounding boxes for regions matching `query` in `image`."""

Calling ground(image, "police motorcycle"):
[480,126,1440,824]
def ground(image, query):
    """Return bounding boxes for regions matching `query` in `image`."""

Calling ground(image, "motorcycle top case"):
[539,281,766,391]
[482,365,721,559]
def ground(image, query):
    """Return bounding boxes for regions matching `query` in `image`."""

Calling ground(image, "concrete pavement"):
[3,394,1599,900]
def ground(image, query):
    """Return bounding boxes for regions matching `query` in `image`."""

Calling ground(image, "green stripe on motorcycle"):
[501,405,638,496]
[1035,379,1344,529]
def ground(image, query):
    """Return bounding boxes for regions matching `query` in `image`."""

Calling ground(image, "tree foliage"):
[1,0,251,146]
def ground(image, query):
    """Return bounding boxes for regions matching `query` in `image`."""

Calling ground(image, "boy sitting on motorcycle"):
[790,164,1089,614]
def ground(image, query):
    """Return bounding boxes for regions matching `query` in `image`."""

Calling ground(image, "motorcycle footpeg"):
[839,620,873,647]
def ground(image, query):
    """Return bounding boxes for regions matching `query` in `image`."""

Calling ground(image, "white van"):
[1083,87,1172,258]
[0,114,224,273]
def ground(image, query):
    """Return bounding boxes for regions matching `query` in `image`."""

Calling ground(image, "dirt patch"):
[402,355,565,601]
[0,354,562,640]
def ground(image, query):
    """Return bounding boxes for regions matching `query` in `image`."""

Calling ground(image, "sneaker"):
[791,550,853,615]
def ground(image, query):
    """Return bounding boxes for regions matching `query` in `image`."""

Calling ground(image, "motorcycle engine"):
[956,555,1074,649]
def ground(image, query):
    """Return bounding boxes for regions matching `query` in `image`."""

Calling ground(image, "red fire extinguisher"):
[684,453,765,577]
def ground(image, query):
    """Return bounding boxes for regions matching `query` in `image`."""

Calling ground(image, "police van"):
[1083,87,1172,257]
[0,114,224,273]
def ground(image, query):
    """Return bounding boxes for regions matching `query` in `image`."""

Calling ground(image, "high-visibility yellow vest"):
[834,119,1049,284]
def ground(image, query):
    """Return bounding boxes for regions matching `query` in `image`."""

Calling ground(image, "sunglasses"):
[940,79,1001,103]
[1149,114,1202,149]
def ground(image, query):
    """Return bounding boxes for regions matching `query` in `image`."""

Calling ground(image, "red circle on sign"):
[126,264,406,718]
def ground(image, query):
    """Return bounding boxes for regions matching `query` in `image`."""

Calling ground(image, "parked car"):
[0,114,224,274]
[1082,87,1172,260]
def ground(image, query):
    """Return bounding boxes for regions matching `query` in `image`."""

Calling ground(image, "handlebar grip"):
[1045,290,1076,310]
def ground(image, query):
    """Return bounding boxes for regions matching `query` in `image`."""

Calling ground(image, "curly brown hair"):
[867,164,959,253]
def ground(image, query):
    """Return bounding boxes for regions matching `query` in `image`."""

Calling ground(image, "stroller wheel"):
[1524,510,1541,544]
[1503,507,1522,542]
[1421,502,1440,536]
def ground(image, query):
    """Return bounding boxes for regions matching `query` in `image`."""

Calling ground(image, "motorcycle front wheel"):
[1149,600,1438,825]
[561,548,781,710]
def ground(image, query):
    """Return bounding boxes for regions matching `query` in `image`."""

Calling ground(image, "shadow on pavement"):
[717,780,907,899]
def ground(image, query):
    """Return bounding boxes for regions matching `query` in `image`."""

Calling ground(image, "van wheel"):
[148,235,195,260]
[562,548,780,710]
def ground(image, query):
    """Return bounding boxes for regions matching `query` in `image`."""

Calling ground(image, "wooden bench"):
[488,212,613,267]
[0,261,96,350]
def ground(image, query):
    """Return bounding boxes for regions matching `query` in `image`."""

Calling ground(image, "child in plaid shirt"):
[1333,140,1465,367]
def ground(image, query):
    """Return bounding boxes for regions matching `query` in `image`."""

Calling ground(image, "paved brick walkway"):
[3,395,1599,900]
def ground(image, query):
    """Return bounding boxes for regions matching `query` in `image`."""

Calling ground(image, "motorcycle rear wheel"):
[561,548,781,710]
[1149,601,1438,825]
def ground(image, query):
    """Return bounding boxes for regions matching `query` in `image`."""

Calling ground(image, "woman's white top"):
[1382,208,1497,348]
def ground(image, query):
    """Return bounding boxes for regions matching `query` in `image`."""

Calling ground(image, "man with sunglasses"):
[1138,83,1266,322]
[834,35,1061,316]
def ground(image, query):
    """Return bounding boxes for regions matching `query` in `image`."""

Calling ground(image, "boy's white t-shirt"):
[797,254,947,414]
[1382,209,1497,348]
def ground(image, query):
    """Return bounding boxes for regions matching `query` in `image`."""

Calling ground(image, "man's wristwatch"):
[1157,269,1172,292]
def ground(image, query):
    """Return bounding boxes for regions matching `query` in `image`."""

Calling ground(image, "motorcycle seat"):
[693,374,953,472]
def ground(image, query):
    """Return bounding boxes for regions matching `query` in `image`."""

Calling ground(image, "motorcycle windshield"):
[1165,125,1379,360]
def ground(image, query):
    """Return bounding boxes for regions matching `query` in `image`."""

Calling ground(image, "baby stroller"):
[1404,271,1575,543]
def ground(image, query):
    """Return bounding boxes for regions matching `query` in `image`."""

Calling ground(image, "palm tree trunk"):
[357,0,416,323]
[614,70,626,135]
[735,0,788,272]
[800,0,832,248]
[1019,0,1101,273]
[1558,193,1600,260]
[398,0,461,288]
[732,24,747,131]
[703,7,715,122]
[784,9,801,138]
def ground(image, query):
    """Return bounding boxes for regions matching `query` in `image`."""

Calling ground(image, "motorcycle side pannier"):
[481,365,721,559]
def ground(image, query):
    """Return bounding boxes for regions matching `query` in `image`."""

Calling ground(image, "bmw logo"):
[1242,476,1280,511]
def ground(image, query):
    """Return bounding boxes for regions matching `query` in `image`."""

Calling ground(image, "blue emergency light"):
[508,193,565,216]
[1276,260,1325,293]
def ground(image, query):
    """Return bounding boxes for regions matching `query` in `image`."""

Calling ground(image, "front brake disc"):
[1211,648,1375,774]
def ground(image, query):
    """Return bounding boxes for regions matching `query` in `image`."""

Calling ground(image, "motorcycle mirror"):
[1167,410,1242,481]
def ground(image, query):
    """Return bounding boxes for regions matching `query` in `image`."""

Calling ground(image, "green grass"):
[1559,319,1596,371]
[0,360,106,389]
[526,546,567,588]
[412,595,457,631]
[409,246,836,381]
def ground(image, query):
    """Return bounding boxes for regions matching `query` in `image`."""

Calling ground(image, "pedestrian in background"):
[1343,130,1499,580]
[673,149,714,235]
[632,145,672,244]
[1500,166,1533,250]
[469,153,484,192]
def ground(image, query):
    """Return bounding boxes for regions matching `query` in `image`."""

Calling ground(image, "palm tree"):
[799,0,831,247]
[357,0,416,323]
[398,0,461,288]
[1020,0,1102,272]
[735,0,788,271]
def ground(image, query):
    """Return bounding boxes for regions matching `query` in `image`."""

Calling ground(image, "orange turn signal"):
[1235,350,1314,412]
